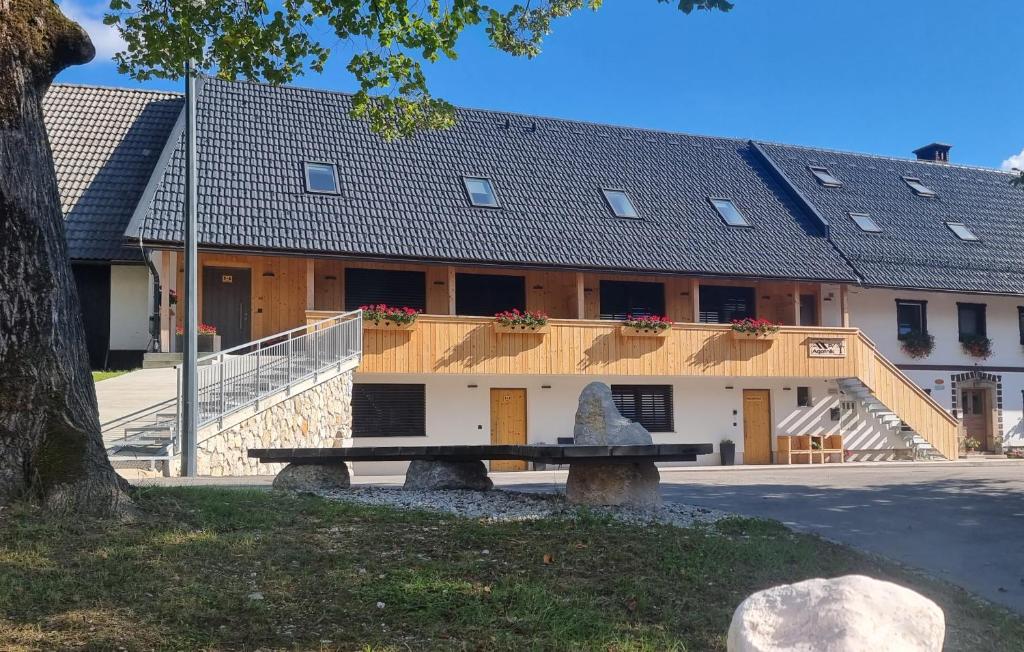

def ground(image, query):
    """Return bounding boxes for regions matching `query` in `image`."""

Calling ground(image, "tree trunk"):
[0,0,133,515]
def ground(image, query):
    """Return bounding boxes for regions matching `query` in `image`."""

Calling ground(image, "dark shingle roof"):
[128,77,857,283]
[758,142,1024,294]
[44,84,183,261]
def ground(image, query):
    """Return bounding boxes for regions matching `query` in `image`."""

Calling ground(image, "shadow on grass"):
[0,487,1022,651]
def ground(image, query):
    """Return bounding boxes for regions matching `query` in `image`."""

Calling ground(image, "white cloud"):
[1001,148,1024,173]
[59,0,126,62]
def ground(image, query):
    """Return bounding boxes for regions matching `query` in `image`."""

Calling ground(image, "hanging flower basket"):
[961,334,992,360]
[730,318,780,340]
[494,309,549,334]
[620,314,672,337]
[361,304,419,330]
[900,331,934,359]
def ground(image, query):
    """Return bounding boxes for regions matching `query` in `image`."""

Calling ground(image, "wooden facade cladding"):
[172,252,825,341]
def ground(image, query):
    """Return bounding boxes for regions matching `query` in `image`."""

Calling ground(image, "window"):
[957,303,986,341]
[601,189,639,219]
[304,162,339,194]
[611,385,673,432]
[1018,307,1024,345]
[352,384,426,437]
[849,212,882,233]
[896,299,927,340]
[345,268,426,312]
[709,198,750,227]
[902,176,936,198]
[599,280,665,320]
[797,386,813,407]
[946,222,979,241]
[463,177,499,207]
[809,166,843,188]
[456,273,525,316]
[699,285,756,323]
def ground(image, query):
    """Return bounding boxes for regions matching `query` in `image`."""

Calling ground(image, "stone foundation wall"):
[195,371,353,476]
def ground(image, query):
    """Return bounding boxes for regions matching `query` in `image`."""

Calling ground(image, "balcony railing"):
[347,315,869,378]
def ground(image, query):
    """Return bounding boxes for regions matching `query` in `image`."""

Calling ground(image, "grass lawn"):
[1,488,1021,651]
[91,370,131,382]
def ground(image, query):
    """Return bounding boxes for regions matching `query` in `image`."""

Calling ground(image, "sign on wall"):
[808,338,847,358]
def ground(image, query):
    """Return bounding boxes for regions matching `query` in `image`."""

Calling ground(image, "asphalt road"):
[505,463,1024,614]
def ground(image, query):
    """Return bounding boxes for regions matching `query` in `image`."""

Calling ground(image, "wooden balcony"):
[343,315,864,378]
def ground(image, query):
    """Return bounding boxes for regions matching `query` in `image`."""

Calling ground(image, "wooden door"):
[742,389,773,465]
[490,388,527,472]
[202,266,252,349]
[961,389,990,451]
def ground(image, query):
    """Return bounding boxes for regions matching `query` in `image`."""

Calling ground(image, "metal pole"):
[180,60,199,477]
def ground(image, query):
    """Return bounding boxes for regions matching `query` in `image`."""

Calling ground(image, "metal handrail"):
[174,310,363,433]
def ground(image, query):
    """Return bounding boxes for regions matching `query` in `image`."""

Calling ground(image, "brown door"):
[490,388,528,472]
[202,266,252,349]
[961,389,990,451]
[743,389,773,464]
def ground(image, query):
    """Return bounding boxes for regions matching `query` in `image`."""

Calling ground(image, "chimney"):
[913,142,952,164]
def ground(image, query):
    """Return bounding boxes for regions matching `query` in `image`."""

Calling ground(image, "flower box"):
[175,333,222,353]
[494,323,549,335]
[494,309,549,334]
[731,330,777,341]
[620,325,670,338]
[364,320,416,331]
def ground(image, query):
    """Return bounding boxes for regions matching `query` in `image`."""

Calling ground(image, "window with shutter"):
[352,384,426,437]
[610,385,673,432]
[345,268,426,312]
[599,281,665,320]
[455,273,526,316]
[699,285,756,323]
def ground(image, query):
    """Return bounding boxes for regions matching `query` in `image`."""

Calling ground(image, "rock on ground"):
[565,461,662,507]
[272,463,351,492]
[573,382,652,445]
[403,460,493,491]
[727,574,945,652]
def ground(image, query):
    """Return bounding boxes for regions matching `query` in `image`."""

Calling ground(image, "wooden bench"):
[776,435,844,465]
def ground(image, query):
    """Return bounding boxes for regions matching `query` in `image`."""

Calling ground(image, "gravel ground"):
[319,486,729,528]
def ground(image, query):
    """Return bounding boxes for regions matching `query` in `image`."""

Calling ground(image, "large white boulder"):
[727,575,944,652]
[573,382,652,446]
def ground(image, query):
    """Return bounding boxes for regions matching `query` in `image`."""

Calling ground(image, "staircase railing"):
[175,310,363,431]
[855,332,960,459]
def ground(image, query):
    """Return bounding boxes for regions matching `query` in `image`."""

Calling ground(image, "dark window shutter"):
[345,268,426,312]
[352,384,426,437]
[455,273,526,316]
[610,385,673,432]
[699,285,756,323]
[599,281,666,320]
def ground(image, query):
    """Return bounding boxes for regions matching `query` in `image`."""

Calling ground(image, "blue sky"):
[57,0,1024,170]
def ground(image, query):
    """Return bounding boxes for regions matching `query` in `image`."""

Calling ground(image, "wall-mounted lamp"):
[541,384,552,389]
[725,385,734,390]
[532,285,544,290]
[324,275,337,281]
[467,384,478,389]
[433,280,446,285]
[262,271,276,278]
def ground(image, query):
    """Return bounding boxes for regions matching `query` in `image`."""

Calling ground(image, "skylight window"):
[946,222,979,241]
[809,165,843,188]
[903,176,937,198]
[304,162,339,194]
[463,177,499,207]
[849,212,881,233]
[709,198,750,227]
[602,189,639,219]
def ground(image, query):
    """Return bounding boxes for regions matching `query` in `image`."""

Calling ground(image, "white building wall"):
[109,264,152,351]
[850,286,1024,450]
[351,373,904,475]
[818,283,845,327]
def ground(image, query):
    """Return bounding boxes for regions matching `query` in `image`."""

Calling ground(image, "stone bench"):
[249,443,712,506]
